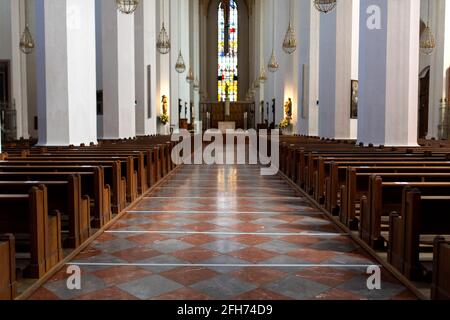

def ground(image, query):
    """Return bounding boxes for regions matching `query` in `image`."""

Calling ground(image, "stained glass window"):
[218,0,238,102]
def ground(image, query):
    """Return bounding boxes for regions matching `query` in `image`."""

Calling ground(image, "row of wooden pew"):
[0,135,177,300]
[279,136,450,300]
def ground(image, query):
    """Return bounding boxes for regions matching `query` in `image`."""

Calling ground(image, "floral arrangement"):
[277,118,291,129]
[159,114,169,125]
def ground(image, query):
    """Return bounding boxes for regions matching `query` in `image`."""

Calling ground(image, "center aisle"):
[29,165,416,300]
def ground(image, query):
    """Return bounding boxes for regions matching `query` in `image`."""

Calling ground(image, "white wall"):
[100,0,136,139]
[135,0,158,135]
[358,0,420,146]
[169,0,191,130]
[318,0,359,140]
[0,0,12,60]
[297,0,319,136]
[0,0,29,140]
[66,0,98,145]
[156,0,171,134]
[35,0,97,146]
[262,0,296,127]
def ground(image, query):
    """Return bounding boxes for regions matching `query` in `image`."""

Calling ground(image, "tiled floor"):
[29,165,417,300]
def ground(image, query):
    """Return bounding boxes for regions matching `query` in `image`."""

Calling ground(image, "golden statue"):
[162,95,168,115]
[284,98,292,120]
[160,95,169,125]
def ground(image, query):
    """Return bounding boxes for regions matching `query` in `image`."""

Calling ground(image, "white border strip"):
[67,262,381,268]
[144,196,306,200]
[126,210,322,215]
[106,230,348,237]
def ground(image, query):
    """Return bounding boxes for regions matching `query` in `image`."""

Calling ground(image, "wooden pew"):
[360,181,450,249]
[343,172,450,230]
[4,156,133,205]
[431,237,450,300]
[0,160,124,214]
[0,234,17,300]
[0,186,63,278]
[0,171,110,228]
[312,156,450,202]
[0,178,89,248]
[326,162,450,215]
[389,189,450,280]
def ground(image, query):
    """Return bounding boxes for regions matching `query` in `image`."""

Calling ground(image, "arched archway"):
[202,0,251,102]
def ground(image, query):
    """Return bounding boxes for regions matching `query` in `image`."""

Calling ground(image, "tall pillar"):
[297,0,320,136]
[100,0,135,139]
[358,0,420,146]
[421,0,450,139]
[135,0,157,135]
[10,0,29,139]
[35,0,97,146]
[170,0,190,131]
[318,0,359,139]
[189,0,201,126]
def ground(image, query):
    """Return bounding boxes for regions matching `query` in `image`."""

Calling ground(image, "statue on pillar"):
[159,95,169,125]
[284,98,293,121]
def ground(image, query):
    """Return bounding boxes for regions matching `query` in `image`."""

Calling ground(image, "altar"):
[199,101,256,130]
[218,121,235,132]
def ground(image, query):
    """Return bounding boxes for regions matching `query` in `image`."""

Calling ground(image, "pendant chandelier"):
[268,0,279,73]
[313,0,337,14]
[116,0,140,14]
[259,67,268,83]
[19,2,35,55]
[186,67,195,83]
[282,1,297,55]
[156,0,171,54]
[174,0,186,73]
[193,77,200,91]
[268,50,279,73]
[175,51,186,73]
[420,0,436,55]
[19,24,35,55]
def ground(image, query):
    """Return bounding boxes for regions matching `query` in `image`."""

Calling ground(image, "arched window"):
[218,0,238,102]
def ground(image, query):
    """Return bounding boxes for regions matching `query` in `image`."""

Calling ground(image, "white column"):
[10,0,29,139]
[297,0,320,136]
[421,0,450,139]
[100,0,135,139]
[170,0,190,131]
[358,0,420,146]
[318,0,359,139]
[135,0,157,136]
[35,0,97,146]
[156,0,171,135]
[190,0,201,124]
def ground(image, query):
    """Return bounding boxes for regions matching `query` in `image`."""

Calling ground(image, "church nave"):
[28,164,415,301]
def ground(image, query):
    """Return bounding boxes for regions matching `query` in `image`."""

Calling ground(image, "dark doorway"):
[418,67,430,139]
[0,60,16,143]
[0,61,9,105]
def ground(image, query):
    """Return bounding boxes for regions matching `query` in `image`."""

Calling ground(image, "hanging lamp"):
[156,0,171,54]
[116,0,140,14]
[186,67,195,83]
[259,67,268,83]
[282,1,297,54]
[268,0,279,73]
[175,0,186,73]
[193,77,200,91]
[19,1,35,55]
[420,0,436,55]
[313,0,337,14]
